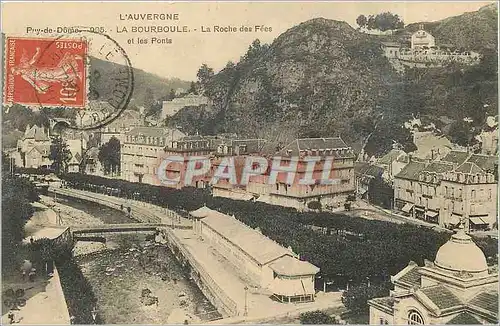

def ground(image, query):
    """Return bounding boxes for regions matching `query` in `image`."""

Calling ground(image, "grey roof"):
[125,126,185,139]
[231,139,267,154]
[369,296,395,310]
[171,136,266,154]
[440,151,470,165]
[191,206,292,265]
[455,162,484,174]
[466,154,497,173]
[395,162,427,180]
[378,149,407,165]
[446,312,481,325]
[30,145,51,155]
[398,266,422,288]
[420,285,462,310]
[468,292,498,316]
[279,137,353,157]
[355,162,384,178]
[24,125,49,141]
[180,135,211,141]
[268,255,319,276]
[424,162,456,174]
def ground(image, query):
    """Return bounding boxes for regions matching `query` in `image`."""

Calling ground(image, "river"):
[59,196,221,324]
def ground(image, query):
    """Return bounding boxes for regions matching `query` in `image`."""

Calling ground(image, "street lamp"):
[244,286,248,316]
[91,306,97,324]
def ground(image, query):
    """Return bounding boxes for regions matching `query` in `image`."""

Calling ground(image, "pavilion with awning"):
[425,210,439,223]
[469,217,489,231]
[401,203,414,214]
[268,255,320,303]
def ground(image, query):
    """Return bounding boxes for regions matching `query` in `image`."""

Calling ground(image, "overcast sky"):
[2,1,495,81]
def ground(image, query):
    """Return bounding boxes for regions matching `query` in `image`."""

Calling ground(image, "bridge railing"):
[52,188,167,224]
[53,188,196,235]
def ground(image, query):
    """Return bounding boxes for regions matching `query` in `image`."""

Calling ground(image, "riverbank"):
[45,196,220,324]
[77,235,220,324]
[40,195,104,227]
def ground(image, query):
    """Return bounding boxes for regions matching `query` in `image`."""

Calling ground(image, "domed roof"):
[434,226,488,275]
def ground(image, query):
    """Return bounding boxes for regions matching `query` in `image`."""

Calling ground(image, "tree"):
[299,311,338,324]
[245,39,268,61]
[50,136,71,174]
[2,174,38,275]
[342,282,391,313]
[188,81,197,95]
[146,100,162,118]
[448,120,475,147]
[356,15,368,29]
[374,12,404,31]
[307,201,322,211]
[142,88,156,111]
[98,137,121,175]
[196,64,215,91]
[367,15,376,30]
[169,88,176,100]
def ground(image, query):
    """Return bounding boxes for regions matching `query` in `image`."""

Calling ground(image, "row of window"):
[396,185,494,201]
[122,145,162,153]
[125,135,166,145]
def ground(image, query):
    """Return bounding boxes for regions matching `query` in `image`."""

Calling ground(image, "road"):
[346,201,498,239]
[346,201,451,233]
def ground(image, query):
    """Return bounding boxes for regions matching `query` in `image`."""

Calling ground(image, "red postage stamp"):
[4,37,87,107]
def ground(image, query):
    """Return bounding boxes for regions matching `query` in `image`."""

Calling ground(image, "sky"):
[2,1,495,81]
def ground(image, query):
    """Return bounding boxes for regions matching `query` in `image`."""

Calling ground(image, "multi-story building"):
[411,25,436,49]
[84,147,102,175]
[161,93,209,120]
[209,138,267,198]
[121,126,186,184]
[393,151,498,231]
[375,149,409,183]
[161,135,215,189]
[354,162,384,201]
[368,226,498,325]
[245,137,356,210]
[16,124,52,169]
[99,109,144,144]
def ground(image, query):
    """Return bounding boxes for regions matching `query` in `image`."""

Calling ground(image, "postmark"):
[3,28,134,131]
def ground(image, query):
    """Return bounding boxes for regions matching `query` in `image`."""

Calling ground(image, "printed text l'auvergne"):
[119,13,180,21]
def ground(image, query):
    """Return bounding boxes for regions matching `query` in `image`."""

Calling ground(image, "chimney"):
[408,154,413,163]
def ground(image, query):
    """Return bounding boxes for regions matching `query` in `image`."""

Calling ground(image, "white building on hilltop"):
[161,94,209,120]
[411,25,436,49]
[368,226,498,325]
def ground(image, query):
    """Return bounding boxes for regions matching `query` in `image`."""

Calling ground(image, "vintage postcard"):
[1,1,498,325]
